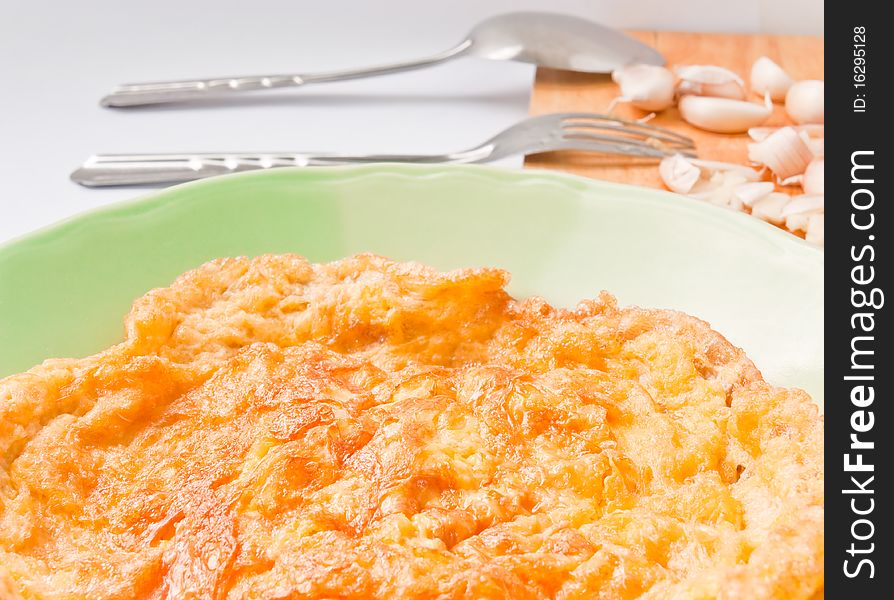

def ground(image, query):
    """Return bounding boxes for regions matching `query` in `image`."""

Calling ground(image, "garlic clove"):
[805,137,824,158]
[785,80,824,124]
[611,64,676,112]
[802,158,824,195]
[675,65,746,99]
[750,56,794,102]
[677,79,746,100]
[734,181,776,208]
[747,126,814,180]
[678,93,772,134]
[659,154,702,194]
[750,193,790,225]
[805,213,824,246]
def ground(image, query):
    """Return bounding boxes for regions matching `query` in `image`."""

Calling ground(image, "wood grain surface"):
[525,31,824,190]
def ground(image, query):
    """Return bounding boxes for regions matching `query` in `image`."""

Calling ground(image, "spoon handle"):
[100,41,471,108]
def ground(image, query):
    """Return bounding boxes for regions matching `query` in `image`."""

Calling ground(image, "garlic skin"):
[611,65,676,112]
[750,57,793,102]
[802,158,824,195]
[783,194,824,215]
[750,193,790,225]
[659,154,761,196]
[679,93,772,134]
[747,126,814,180]
[782,195,824,233]
[686,158,761,181]
[748,124,824,142]
[734,181,775,208]
[785,209,821,234]
[689,171,751,209]
[785,209,822,234]
[659,154,701,194]
[676,65,746,100]
[785,80,824,124]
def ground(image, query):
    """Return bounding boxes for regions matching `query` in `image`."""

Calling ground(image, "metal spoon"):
[100,12,664,108]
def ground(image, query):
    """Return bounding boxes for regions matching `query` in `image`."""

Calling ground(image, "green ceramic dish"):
[0,165,823,405]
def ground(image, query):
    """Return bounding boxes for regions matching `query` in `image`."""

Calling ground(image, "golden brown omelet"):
[0,254,823,599]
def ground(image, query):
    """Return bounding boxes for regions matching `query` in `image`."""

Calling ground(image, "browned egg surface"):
[0,254,823,599]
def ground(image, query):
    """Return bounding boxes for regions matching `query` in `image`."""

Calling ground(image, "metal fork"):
[70,113,695,187]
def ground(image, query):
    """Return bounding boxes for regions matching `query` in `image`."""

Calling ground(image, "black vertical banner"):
[826,3,890,596]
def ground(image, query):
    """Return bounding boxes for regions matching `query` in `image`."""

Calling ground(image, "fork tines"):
[557,112,696,159]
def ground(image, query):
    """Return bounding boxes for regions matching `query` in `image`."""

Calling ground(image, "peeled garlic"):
[676,65,746,100]
[750,57,793,102]
[786,80,824,124]
[750,193,790,225]
[734,181,776,208]
[802,158,824,195]
[610,64,676,112]
[679,93,772,133]
[747,126,814,180]
[806,213,824,246]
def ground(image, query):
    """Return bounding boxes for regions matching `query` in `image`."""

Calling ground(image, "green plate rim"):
[0,164,824,264]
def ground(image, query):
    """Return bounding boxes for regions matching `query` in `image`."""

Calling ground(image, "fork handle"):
[100,42,471,107]
[71,153,331,186]
[69,152,472,187]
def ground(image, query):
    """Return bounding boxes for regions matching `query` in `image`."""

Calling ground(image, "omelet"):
[0,254,823,599]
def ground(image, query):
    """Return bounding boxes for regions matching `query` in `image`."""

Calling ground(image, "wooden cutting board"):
[525,31,824,189]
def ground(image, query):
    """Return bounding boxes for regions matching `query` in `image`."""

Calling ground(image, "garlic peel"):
[782,194,824,216]
[750,56,793,102]
[687,171,751,209]
[786,208,822,233]
[750,193,790,225]
[748,124,824,142]
[734,181,775,208]
[659,154,702,194]
[679,93,772,134]
[659,154,765,199]
[747,126,814,180]
[687,158,761,181]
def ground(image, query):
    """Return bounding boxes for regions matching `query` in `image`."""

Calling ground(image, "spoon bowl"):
[467,12,664,72]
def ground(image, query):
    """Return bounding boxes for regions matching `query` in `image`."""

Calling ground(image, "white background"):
[0,0,822,243]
